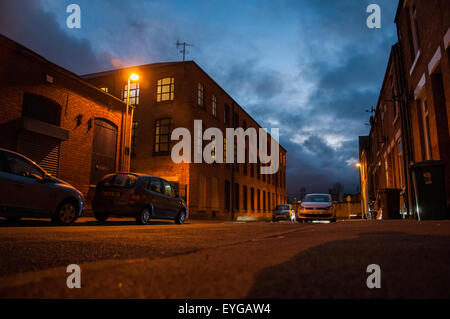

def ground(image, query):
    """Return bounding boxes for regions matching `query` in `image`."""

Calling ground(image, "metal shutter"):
[17,131,60,177]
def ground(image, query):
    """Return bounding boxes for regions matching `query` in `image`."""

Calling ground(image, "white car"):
[297,194,336,222]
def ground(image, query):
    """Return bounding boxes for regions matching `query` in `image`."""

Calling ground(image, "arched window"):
[22,94,61,126]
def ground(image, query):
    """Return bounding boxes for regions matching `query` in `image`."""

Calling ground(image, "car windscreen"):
[275,205,289,210]
[303,195,330,202]
[98,173,138,188]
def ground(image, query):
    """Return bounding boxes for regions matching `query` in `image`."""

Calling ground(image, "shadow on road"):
[0,218,182,228]
[246,231,450,299]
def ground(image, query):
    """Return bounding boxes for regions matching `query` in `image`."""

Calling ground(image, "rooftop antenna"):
[175,41,194,61]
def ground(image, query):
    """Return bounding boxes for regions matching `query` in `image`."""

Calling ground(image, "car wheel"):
[94,212,109,222]
[136,207,151,225]
[53,200,78,225]
[175,210,186,224]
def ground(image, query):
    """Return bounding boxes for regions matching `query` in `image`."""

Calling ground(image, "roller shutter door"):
[17,131,60,177]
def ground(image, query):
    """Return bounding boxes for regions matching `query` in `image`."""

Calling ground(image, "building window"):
[234,183,239,210]
[157,77,174,102]
[407,4,420,61]
[223,137,227,163]
[257,189,261,212]
[154,118,171,153]
[224,104,230,125]
[100,87,109,93]
[233,112,238,127]
[212,95,217,117]
[211,136,216,161]
[131,121,138,158]
[250,187,255,211]
[243,185,248,211]
[123,82,140,105]
[421,99,432,160]
[263,191,266,212]
[225,180,230,211]
[198,83,204,107]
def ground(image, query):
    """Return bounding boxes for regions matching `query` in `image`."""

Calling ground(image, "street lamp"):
[124,73,139,171]
[355,162,363,219]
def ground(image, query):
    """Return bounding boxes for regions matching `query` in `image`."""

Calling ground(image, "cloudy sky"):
[0,0,399,197]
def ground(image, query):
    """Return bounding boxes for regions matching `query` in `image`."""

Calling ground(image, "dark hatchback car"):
[92,172,188,225]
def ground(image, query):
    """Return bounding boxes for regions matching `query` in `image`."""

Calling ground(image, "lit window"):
[154,119,171,153]
[211,136,216,161]
[198,83,204,107]
[157,77,175,102]
[123,82,140,105]
[100,87,109,93]
[212,95,217,117]
[223,137,227,163]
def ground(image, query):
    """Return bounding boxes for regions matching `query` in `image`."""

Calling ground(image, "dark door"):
[90,119,118,186]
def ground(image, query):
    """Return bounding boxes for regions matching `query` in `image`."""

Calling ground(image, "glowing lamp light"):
[355,163,361,168]
[130,73,139,81]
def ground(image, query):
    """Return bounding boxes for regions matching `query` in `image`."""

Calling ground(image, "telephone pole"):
[175,41,193,61]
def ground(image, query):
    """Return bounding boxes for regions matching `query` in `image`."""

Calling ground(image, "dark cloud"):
[0,0,399,198]
[0,0,114,74]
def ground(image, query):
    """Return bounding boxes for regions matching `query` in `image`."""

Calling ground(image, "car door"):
[161,179,180,218]
[0,150,12,211]
[3,151,53,215]
[147,178,166,218]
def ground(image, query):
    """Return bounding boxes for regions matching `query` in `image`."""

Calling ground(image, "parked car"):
[0,148,84,225]
[297,193,336,222]
[92,172,188,225]
[272,204,296,222]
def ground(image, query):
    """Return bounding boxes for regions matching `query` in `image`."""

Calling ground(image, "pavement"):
[0,217,449,298]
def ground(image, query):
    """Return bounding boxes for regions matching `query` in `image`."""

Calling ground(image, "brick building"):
[0,34,129,199]
[83,61,287,219]
[359,0,450,217]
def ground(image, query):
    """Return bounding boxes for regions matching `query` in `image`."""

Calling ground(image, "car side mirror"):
[40,174,52,183]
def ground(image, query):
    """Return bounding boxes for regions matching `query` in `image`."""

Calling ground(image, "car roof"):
[0,148,48,173]
[111,172,166,180]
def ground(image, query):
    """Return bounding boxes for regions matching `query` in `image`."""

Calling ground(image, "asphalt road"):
[0,218,449,298]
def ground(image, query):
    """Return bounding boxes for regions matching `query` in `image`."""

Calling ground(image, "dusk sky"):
[0,0,399,197]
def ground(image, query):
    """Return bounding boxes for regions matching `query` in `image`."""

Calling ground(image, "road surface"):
[0,218,449,298]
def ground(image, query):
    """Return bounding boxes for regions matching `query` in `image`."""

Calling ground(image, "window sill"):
[393,114,399,126]
[409,49,421,76]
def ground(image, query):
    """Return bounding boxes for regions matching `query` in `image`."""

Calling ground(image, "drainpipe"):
[231,102,235,221]
[393,40,416,219]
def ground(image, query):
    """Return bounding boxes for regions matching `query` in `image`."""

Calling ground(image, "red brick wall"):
[84,62,287,219]
[396,0,450,203]
[0,36,127,198]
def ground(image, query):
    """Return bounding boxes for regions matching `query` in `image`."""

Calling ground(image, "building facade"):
[360,0,450,217]
[83,61,287,219]
[0,34,129,199]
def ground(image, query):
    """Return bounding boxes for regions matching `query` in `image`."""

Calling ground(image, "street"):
[1,218,449,298]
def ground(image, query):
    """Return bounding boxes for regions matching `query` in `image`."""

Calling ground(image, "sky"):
[0,0,399,198]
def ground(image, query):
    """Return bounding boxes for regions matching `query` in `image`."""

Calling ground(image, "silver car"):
[0,148,84,225]
[272,204,296,222]
[297,194,336,222]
